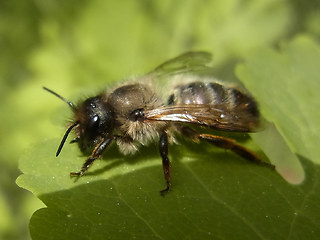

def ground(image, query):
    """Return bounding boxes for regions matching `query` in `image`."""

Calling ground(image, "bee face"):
[44,51,274,195]
[75,96,115,152]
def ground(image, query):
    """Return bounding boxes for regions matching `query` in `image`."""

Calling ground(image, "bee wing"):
[144,104,260,132]
[147,51,212,78]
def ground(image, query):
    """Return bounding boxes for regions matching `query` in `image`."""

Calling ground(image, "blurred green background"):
[0,0,319,239]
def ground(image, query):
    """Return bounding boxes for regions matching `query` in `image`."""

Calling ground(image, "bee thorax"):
[107,83,166,153]
[117,121,164,154]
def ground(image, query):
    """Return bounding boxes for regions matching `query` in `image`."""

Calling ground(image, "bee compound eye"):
[87,115,100,131]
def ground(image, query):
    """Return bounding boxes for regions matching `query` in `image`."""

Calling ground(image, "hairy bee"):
[44,52,274,195]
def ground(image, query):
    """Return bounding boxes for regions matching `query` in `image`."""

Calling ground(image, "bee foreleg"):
[178,126,275,169]
[70,137,114,177]
[159,131,171,196]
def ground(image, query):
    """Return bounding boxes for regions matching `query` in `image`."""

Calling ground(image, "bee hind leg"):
[177,125,275,170]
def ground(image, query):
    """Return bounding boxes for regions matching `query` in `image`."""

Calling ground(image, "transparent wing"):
[144,104,260,132]
[147,51,212,79]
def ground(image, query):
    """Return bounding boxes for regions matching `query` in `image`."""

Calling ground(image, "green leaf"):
[13,1,320,240]
[236,35,320,165]
[17,135,320,240]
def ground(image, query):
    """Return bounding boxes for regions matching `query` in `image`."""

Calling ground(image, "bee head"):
[43,87,115,156]
[74,96,115,153]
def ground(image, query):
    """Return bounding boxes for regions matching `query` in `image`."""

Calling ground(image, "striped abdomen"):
[167,81,259,118]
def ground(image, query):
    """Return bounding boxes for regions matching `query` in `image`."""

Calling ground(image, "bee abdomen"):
[168,81,259,117]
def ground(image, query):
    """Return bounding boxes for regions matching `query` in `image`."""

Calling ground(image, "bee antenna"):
[43,87,75,109]
[56,122,79,157]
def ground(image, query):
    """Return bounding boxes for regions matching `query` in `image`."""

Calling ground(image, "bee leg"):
[159,131,171,196]
[199,134,275,169]
[70,137,114,176]
[178,126,275,169]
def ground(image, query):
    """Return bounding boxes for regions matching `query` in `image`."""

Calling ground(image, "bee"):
[44,52,275,195]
